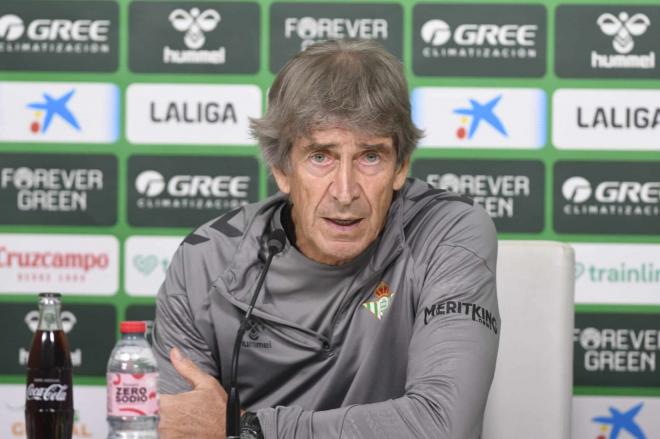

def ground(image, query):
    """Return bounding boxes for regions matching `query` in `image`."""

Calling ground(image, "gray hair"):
[250,40,423,171]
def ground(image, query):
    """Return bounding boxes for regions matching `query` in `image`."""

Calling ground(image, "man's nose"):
[329,160,360,205]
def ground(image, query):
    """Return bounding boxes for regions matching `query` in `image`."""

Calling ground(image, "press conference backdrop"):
[1,0,659,437]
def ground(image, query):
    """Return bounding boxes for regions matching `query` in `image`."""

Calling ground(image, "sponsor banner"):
[0,303,115,375]
[269,3,402,72]
[573,396,660,439]
[126,83,260,145]
[556,5,660,78]
[0,233,119,295]
[554,161,660,234]
[126,304,156,322]
[0,82,119,143]
[125,235,183,296]
[0,384,107,438]
[412,87,546,148]
[553,89,660,150]
[0,1,118,72]
[128,155,259,227]
[412,159,544,232]
[573,243,660,305]
[0,153,117,226]
[412,3,546,77]
[129,1,259,74]
[574,313,660,387]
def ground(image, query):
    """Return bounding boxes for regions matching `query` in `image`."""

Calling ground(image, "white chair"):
[482,241,575,439]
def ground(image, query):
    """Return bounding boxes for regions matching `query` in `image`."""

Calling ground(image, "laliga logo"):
[597,12,650,54]
[25,310,77,333]
[0,14,24,41]
[562,177,592,203]
[169,8,221,50]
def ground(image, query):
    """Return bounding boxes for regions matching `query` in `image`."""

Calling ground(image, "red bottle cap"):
[120,321,146,334]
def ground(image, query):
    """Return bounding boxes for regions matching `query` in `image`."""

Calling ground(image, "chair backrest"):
[482,241,575,439]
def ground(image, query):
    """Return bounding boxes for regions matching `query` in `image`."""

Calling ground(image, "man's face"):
[272,127,409,266]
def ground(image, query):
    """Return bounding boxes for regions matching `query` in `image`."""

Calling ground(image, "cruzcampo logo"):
[363,281,396,320]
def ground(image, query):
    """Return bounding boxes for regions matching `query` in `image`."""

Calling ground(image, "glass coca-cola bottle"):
[25,292,74,439]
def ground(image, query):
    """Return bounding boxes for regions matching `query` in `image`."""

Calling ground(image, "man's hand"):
[159,347,228,439]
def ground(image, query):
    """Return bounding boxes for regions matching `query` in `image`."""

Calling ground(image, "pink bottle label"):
[107,372,159,417]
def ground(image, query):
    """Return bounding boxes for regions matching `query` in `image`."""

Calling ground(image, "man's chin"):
[319,241,369,266]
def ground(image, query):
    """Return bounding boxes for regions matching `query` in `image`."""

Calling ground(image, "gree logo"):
[597,12,650,54]
[169,8,221,50]
[562,177,660,204]
[0,14,24,41]
[420,19,537,47]
[562,177,592,203]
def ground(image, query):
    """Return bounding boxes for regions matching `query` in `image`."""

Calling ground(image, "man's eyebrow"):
[301,142,338,152]
[300,141,393,152]
[357,142,390,151]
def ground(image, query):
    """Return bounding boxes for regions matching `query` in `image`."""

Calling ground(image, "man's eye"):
[363,152,380,163]
[311,153,327,163]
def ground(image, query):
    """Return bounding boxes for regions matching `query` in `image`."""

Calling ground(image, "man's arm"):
[256,208,500,439]
[153,244,220,394]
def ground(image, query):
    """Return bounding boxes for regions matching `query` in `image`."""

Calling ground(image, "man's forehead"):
[297,128,393,148]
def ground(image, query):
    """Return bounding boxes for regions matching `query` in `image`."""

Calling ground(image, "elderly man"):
[154,40,499,439]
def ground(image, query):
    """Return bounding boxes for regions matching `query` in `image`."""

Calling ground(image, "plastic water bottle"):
[107,321,159,439]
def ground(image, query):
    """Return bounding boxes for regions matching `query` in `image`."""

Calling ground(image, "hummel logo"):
[169,8,221,50]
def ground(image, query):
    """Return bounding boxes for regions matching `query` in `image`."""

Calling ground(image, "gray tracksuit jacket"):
[154,178,500,439]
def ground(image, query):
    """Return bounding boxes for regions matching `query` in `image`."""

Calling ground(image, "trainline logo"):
[125,236,182,296]
[572,243,660,305]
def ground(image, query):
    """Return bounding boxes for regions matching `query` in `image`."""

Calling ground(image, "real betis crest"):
[363,281,396,320]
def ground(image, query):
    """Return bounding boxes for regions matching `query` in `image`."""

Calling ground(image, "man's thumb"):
[170,347,213,389]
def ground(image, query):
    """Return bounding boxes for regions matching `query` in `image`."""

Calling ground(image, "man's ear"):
[393,159,410,191]
[271,166,291,194]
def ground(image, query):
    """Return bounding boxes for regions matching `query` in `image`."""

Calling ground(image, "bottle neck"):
[121,332,146,340]
[37,299,62,331]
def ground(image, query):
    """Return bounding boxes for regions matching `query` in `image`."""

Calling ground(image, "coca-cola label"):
[26,383,68,401]
[107,372,159,416]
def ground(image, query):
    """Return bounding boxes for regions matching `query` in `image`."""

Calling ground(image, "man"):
[154,40,499,439]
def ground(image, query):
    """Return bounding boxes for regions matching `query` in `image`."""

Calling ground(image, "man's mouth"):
[324,217,363,229]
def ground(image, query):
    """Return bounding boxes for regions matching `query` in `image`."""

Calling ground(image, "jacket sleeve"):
[153,244,220,394]
[256,207,500,439]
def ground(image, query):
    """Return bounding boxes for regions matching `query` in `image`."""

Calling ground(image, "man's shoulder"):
[175,194,287,271]
[400,178,497,270]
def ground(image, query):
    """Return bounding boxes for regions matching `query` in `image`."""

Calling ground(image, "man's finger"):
[169,347,214,389]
